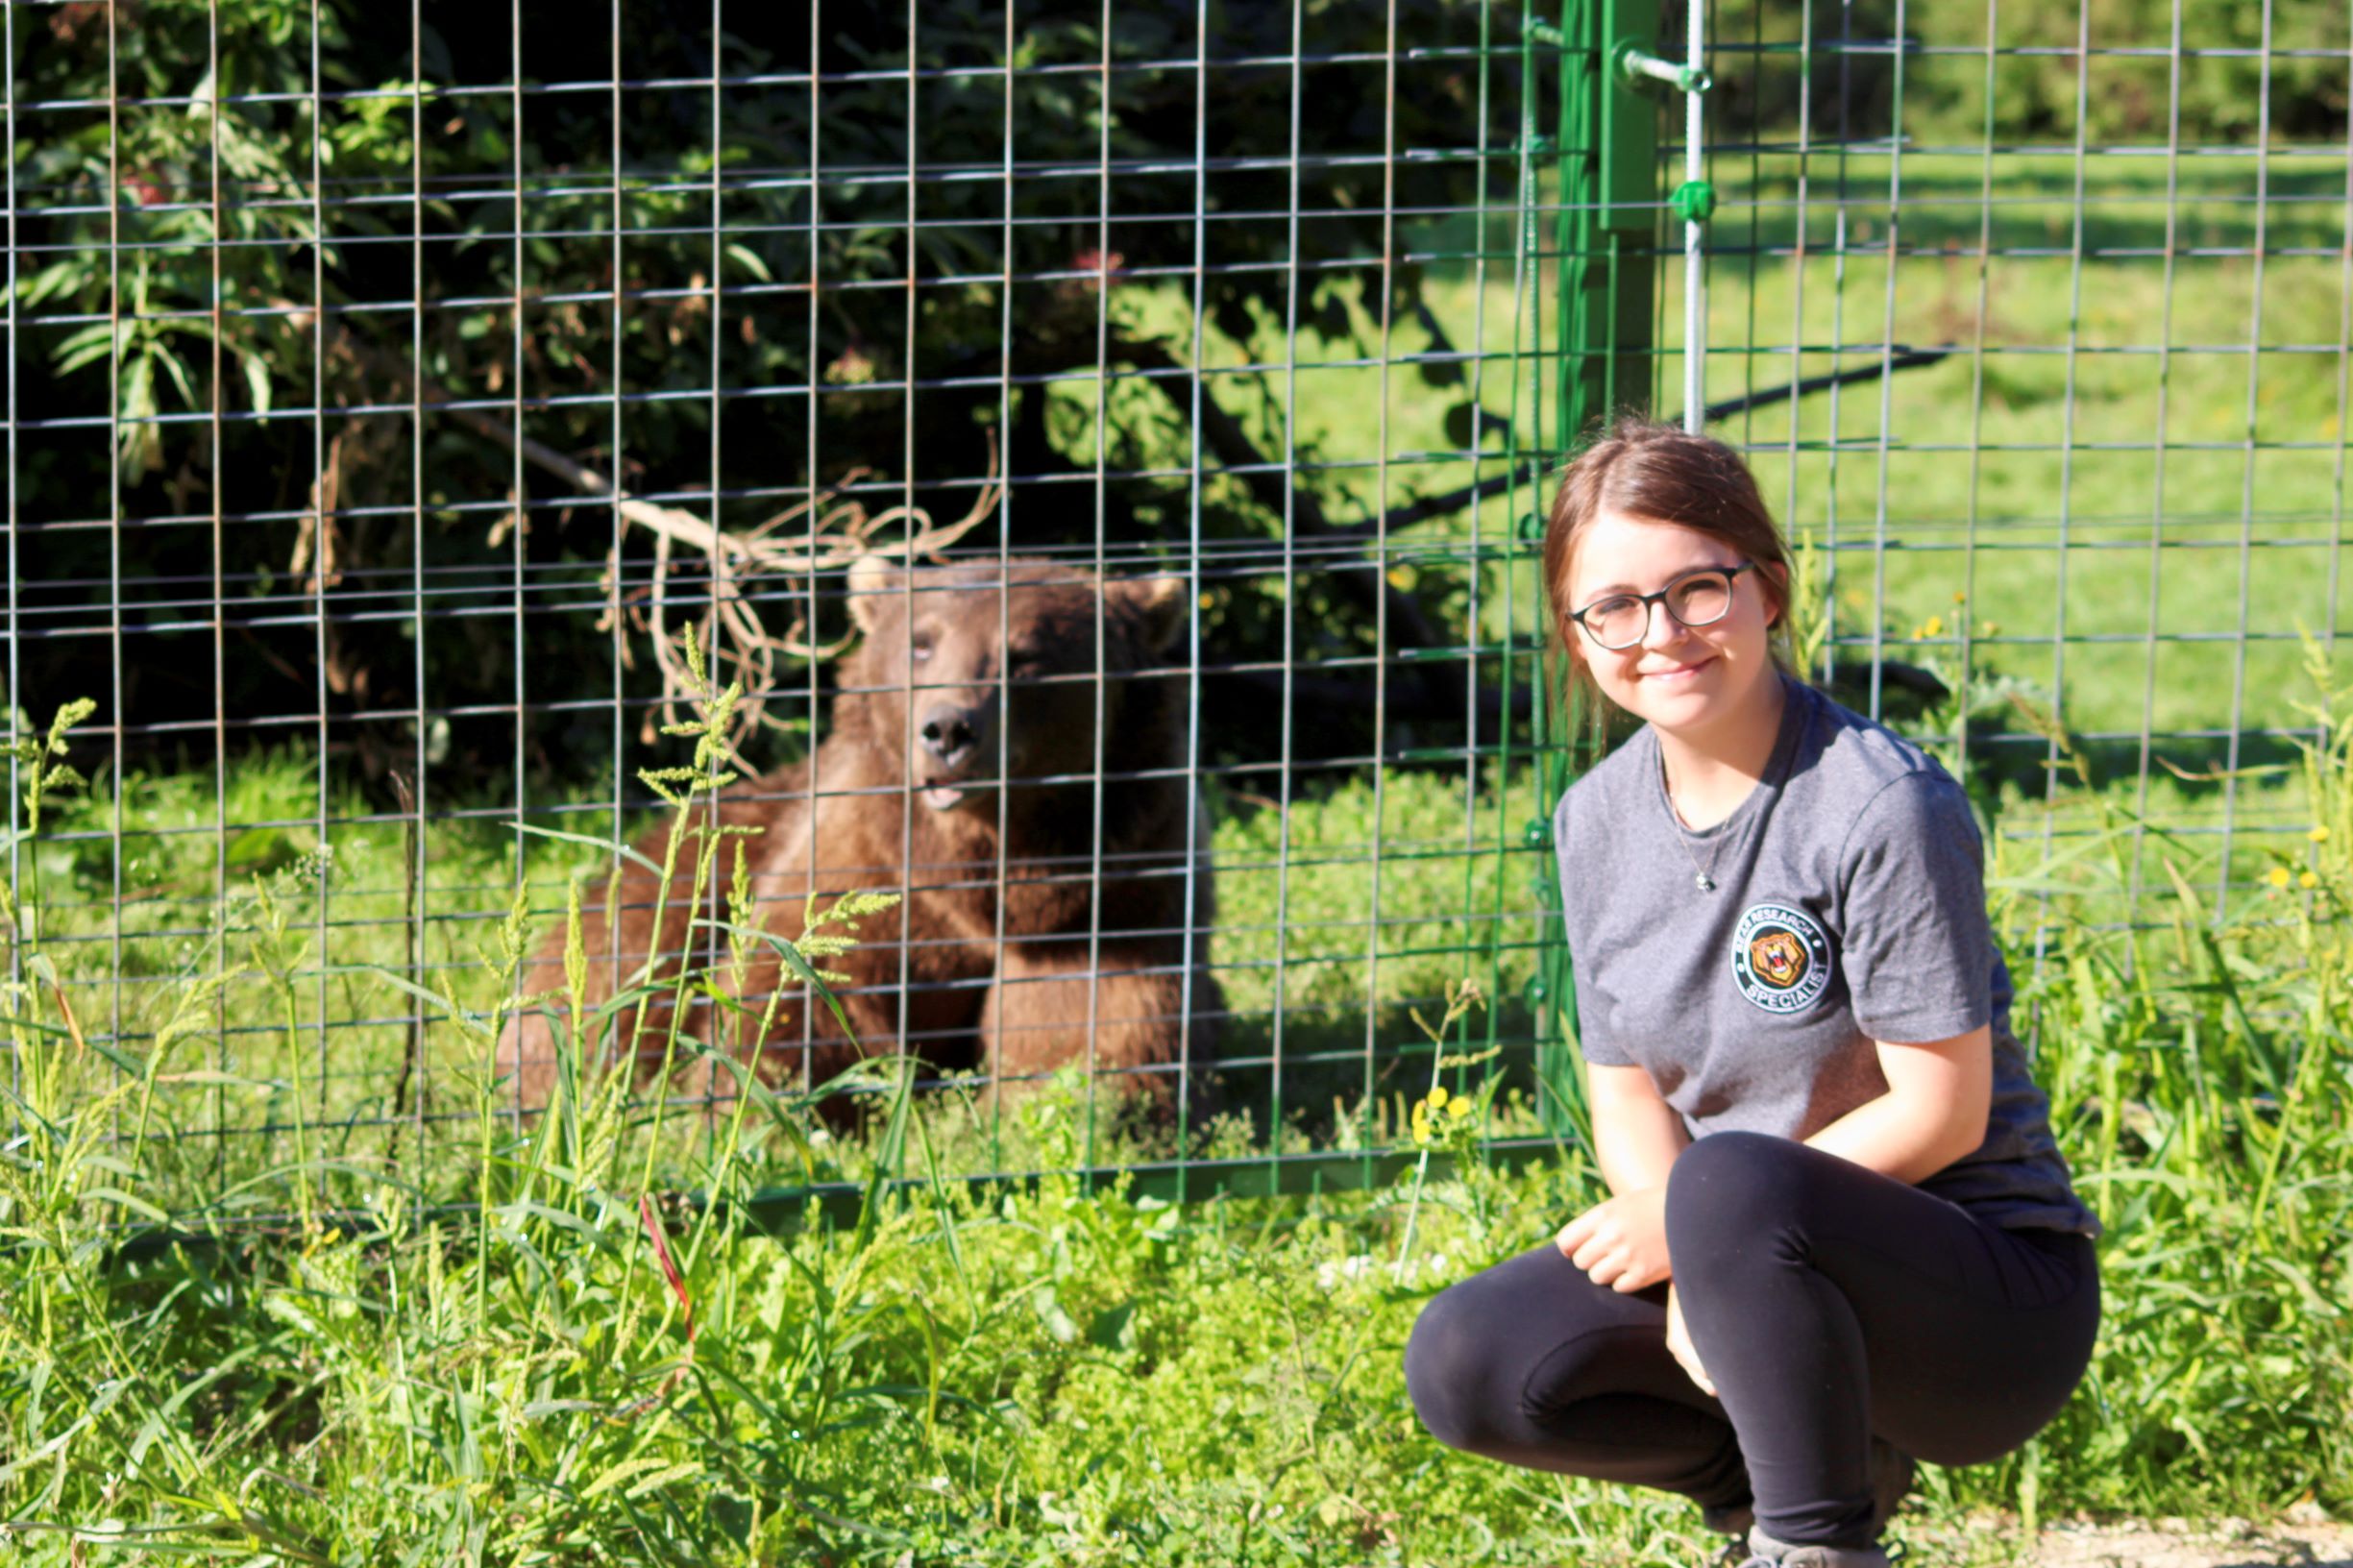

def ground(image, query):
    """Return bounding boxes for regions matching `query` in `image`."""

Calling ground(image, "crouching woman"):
[1404,419,2100,1568]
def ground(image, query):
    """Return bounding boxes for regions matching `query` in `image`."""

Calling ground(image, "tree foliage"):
[12,0,1525,791]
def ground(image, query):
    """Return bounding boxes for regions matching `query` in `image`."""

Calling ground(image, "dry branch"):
[282,303,1001,764]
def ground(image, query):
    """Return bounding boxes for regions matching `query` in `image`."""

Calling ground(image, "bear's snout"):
[919,701,985,770]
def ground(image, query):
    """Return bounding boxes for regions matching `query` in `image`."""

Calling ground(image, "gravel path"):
[1907,1507,2353,1568]
[2031,1519,2353,1568]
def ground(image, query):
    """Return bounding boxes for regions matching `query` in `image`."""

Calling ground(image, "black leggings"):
[1404,1132,2098,1550]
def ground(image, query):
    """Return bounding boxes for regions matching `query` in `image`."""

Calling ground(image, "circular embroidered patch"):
[1730,902,1834,1014]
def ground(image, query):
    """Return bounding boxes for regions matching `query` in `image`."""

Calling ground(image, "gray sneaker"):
[1702,1437,1916,1545]
[1736,1529,1892,1568]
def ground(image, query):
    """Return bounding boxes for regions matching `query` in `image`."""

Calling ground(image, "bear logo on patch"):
[1730,902,1834,1015]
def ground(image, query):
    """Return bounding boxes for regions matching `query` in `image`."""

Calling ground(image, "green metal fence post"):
[1564,0,1661,450]
[1529,0,1661,1139]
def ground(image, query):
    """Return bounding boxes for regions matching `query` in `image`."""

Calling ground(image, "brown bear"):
[497,553,1221,1117]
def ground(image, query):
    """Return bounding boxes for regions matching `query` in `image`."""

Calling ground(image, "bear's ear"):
[1120,572,1189,655]
[846,553,900,634]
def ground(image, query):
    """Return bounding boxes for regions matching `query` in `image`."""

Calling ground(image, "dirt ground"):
[1908,1506,2353,1568]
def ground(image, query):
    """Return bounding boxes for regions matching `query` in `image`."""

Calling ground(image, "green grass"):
[1194,148,2345,902]
[6,637,2353,1558]
[4,701,2353,1554]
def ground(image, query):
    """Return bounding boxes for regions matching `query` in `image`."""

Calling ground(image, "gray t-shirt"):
[1553,674,2100,1238]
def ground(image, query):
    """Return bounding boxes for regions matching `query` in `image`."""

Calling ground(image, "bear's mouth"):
[919,774,993,812]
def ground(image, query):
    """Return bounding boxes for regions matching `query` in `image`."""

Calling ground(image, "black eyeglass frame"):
[1567,560,1760,651]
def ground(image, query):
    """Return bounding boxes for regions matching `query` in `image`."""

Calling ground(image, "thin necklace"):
[1662,759,1726,893]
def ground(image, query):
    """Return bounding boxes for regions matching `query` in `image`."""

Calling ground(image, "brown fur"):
[497,556,1221,1115]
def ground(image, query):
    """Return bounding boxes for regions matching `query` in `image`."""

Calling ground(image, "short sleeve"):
[1838,772,1995,1043]
[1554,789,1636,1066]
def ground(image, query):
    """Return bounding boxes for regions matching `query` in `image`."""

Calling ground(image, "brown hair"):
[1542,416,1798,726]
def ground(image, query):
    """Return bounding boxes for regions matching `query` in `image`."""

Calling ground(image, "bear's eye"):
[1006,653,1046,681]
[909,633,934,663]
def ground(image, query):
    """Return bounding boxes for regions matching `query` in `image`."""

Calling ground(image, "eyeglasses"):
[1568,561,1757,651]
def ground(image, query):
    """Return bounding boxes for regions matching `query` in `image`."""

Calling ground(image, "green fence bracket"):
[1670,178,1716,223]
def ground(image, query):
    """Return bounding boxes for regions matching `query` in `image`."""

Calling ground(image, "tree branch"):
[1323,348,1957,540]
[1692,349,1951,426]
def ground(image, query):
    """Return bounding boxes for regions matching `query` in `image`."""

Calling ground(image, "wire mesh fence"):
[3,0,2346,1219]
[4,0,1578,1216]
[1676,0,2351,926]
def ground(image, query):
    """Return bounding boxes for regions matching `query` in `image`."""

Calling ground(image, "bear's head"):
[840,555,1189,818]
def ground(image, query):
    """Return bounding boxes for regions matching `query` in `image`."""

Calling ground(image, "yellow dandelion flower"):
[2267,866,2292,889]
[1427,1085,1450,1110]
[2311,825,2331,843]
[1923,615,1944,638]
[1197,591,1215,611]
[2301,870,2320,889]
[1413,1125,1434,1146]
[1952,591,1968,604]
[1387,563,1418,591]
[1447,1097,1474,1119]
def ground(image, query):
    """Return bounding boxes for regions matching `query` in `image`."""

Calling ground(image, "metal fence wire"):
[2,0,2346,1216]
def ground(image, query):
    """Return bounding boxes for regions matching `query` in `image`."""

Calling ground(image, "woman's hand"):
[1555,1186,1672,1293]
[1664,1284,1716,1396]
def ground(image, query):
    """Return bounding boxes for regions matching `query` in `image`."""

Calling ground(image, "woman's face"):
[1563,510,1782,736]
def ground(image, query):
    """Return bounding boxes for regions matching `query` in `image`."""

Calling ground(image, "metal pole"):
[1680,0,1705,431]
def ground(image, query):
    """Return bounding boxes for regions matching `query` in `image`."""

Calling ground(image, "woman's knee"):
[1665,1130,1819,1262]
[1404,1284,1499,1452]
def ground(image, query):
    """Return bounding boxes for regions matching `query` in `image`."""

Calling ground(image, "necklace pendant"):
[1695,872,1715,892]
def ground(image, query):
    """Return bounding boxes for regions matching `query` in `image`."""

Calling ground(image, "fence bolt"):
[1525,17,1567,47]
[1615,42,1710,95]
[1524,817,1551,848]
[1525,977,1550,1006]
[1670,180,1717,224]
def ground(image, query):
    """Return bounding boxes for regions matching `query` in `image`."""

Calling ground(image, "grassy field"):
[4,669,2351,1559]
